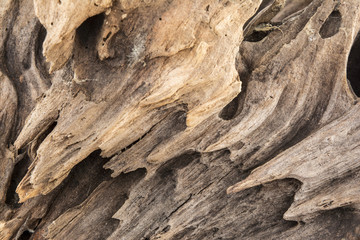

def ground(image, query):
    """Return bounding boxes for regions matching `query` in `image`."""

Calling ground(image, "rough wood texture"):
[1,0,360,239]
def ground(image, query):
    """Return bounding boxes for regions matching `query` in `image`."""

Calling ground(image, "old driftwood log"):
[1,0,360,239]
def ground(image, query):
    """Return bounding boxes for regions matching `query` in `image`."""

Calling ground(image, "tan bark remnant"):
[34,0,113,72]
[14,0,260,203]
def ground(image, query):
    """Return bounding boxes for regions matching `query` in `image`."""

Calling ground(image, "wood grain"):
[1,0,359,239]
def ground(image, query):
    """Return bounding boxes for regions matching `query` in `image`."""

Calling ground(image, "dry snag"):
[1,0,360,239]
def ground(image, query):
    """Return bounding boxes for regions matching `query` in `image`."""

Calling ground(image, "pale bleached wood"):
[14,0,260,203]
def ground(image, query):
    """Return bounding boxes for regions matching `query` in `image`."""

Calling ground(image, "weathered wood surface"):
[1,0,360,239]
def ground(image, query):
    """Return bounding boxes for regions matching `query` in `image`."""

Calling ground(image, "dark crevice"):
[244,0,320,43]
[219,94,240,120]
[156,151,201,178]
[162,225,171,233]
[347,31,360,97]
[244,22,283,42]
[85,168,146,240]
[17,218,41,240]
[103,31,112,42]
[196,181,214,195]
[38,119,57,143]
[17,230,32,240]
[28,120,58,159]
[307,207,360,238]
[58,148,113,186]
[76,13,105,49]
[244,31,271,42]
[28,218,42,233]
[120,127,152,153]
[35,23,51,80]
[243,0,273,31]
[5,153,31,208]
[37,162,146,240]
[242,0,286,42]
[219,58,250,120]
[35,149,114,227]
[319,10,341,39]
[74,12,122,76]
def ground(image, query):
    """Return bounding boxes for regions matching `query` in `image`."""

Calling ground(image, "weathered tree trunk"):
[1,0,360,239]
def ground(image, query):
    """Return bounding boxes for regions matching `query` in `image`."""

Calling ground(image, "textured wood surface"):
[1,0,360,239]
